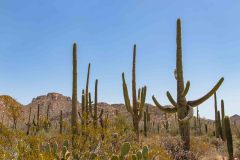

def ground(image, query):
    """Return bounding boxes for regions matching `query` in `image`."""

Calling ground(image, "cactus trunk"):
[59,110,63,134]
[71,43,78,135]
[221,100,226,140]
[224,116,233,160]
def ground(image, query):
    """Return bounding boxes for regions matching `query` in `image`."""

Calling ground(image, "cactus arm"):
[138,88,141,101]
[122,73,133,115]
[81,89,85,118]
[85,63,91,113]
[187,77,224,107]
[89,92,94,118]
[138,86,147,120]
[152,96,177,113]
[166,91,177,107]
[182,81,190,97]
[178,105,193,123]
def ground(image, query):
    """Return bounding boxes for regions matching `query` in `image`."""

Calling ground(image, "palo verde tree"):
[152,19,224,150]
[122,44,147,142]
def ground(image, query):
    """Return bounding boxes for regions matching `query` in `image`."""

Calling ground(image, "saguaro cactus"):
[164,113,169,132]
[71,43,78,135]
[152,19,224,150]
[90,79,103,127]
[224,116,233,160]
[144,111,147,137]
[221,99,226,140]
[204,124,208,134]
[122,44,147,142]
[25,106,32,135]
[79,63,91,127]
[214,93,220,138]
[59,110,63,134]
[36,104,40,132]
[217,111,223,139]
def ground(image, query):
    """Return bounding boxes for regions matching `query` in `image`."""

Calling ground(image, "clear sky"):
[0,0,239,119]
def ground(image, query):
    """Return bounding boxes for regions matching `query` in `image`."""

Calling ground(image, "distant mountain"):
[0,93,164,128]
[1,93,239,128]
[230,114,240,124]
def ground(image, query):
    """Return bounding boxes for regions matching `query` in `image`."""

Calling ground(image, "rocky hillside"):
[1,92,239,127]
[0,93,164,126]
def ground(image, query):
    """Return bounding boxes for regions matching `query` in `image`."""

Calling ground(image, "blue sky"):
[0,0,239,119]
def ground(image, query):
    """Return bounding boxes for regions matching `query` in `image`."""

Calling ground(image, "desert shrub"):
[209,137,225,152]
[190,136,213,159]
[160,136,197,160]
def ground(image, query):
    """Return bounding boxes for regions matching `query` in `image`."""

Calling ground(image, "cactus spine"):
[152,19,224,150]
[221,99,225,140]
[224,116,233,160]
[71,43,78,135]
[122,44,147,142]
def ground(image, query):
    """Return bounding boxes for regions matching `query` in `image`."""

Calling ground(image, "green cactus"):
[204,124,208,134]
[224,116,233,160]
[43,104,51,132]
[120,142,131,158]
[78,63,92,128]
[217,110,223,139]
[214,93,220,138]
[221,99,226,140]
[152,19,224,150]
[122,44,147,142]
[142,146,149,160]
[196,107,202,134]
[164,113,169,132]
[59,110,63,134]
[144,111,147,137]
[36,104,40,132]
[71,43,78,135]
[25,106,32,135]
[44,140,70,160]
[110,143,150,160]
[90,79,103,127]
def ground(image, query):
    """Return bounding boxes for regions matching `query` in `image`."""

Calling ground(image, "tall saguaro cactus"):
[71,43,78,135]
[59,110,63,134]
[152,19,224,150]
[122,44,147,142]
